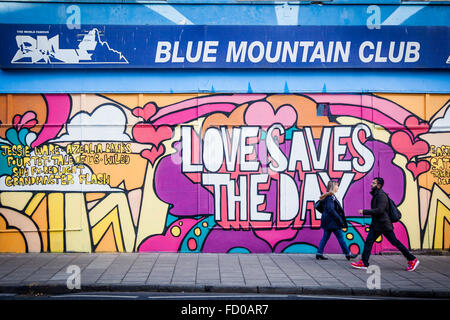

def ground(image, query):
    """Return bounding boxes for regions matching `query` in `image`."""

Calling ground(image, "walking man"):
[351,177,420,271]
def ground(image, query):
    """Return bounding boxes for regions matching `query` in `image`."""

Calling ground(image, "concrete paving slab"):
[0,252,447,298]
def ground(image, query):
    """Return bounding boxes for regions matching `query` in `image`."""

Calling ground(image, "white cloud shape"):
[430,105,450,133]
[52,104,131,142]
[0,138,11,145]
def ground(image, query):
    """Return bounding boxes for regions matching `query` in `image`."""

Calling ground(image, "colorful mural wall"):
[0,93,449,254]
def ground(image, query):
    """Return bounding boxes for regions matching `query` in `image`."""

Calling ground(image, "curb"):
[1,284,449,299]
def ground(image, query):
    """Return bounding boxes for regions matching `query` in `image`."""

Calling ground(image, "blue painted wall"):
[0,0,449,93]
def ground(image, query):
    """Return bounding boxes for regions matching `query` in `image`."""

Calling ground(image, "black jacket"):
[320,193,347,231]
[363,188,393,232]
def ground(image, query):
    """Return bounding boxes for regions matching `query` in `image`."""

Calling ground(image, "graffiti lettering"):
[5,174,74,186]
[34,144,60,156]
[1,145,31,157]
[182,124,374,174]
[202,171,356,229]
[181,123,373,229]
[0,143,121,187]
[430,145,450,185]
[79,173,110,185]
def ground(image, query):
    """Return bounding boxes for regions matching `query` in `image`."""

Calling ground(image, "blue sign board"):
[0,24,448,69]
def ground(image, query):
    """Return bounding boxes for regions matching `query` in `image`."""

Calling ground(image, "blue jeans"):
[317,229,350,256]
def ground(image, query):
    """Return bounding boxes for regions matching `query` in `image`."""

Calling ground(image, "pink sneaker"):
[406,258,420,271]
[351,259,368,270]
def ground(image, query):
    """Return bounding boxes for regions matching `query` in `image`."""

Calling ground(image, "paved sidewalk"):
[0,253,448,298]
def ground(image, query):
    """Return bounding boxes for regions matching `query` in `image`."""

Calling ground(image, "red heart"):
[12,115,21,126]
[405,116,429,139]
[391,131,429,160]
[132,102,157,121]
[132,122,173,147]
[140,145,165,165]
[406,160,430,179]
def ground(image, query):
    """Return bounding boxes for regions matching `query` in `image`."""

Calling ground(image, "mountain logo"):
[11,28,128,64]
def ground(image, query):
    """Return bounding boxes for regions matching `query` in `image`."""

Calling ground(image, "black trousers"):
[361,229,416,267]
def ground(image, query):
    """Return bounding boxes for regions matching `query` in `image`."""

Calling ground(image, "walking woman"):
[316,181,358,260]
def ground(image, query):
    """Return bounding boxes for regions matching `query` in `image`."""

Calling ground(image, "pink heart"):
[140,145,165,165]
[245,101,297,129]
[132,102,157,121]
[405,116,429,139]
[21,120,37,129]
[406,160,430,179]
[391,131,429,160]
[132,122,173,147]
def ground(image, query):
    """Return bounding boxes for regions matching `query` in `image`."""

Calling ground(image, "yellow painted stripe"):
[65,193,92,253]
[89,193,135,252]
[92,207,124,252]
[48,193,64,253]
[24,193,46,216]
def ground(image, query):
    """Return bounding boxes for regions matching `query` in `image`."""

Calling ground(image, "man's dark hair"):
[374,177,384,188]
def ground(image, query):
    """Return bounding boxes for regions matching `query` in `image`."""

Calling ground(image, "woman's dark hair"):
[374,177,384,188]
